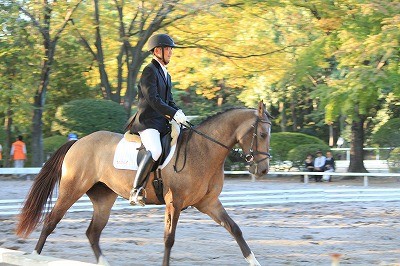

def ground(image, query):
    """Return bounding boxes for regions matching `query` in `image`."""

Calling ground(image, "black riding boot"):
[129,151,155,206]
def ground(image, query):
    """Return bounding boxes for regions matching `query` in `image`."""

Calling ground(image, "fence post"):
[304,174,309,184]
[363,175,369,187]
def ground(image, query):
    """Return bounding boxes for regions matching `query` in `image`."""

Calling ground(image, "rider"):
[128,33,188,206]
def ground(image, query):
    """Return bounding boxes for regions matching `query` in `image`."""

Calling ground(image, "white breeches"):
[139,128,162,161]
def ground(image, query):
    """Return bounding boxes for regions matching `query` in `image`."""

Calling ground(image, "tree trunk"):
[290,96,297,131]
[328,123,334,147]
[4,99,13,167]
[18,1,81,166]
[348,114,368,173]
[279,101,287,132]
[124,49,147,115]
[31,49,53,166]
[93,0,114,100]
[31,106,44,166]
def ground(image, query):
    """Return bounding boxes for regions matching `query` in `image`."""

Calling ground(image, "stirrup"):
[129,187,146,207]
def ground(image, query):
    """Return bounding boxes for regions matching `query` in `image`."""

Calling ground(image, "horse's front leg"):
[162,198,182,266]
[195,199,261,266]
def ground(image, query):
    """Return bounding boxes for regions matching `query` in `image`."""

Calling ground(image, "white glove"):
[173,109,187,125]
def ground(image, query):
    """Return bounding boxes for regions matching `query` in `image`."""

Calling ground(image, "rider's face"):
[155,47,173,65]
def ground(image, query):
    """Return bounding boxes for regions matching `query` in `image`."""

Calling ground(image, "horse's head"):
[237,101,272,177]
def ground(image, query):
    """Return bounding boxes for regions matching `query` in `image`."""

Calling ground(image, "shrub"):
[44,135,68,155]
[372,118,400,147]
[270,132,327,161]
[52,99,127,137]
[287,144,331,169]
[388,147,400,173]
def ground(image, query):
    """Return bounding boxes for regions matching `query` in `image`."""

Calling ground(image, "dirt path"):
[1,177,400,265]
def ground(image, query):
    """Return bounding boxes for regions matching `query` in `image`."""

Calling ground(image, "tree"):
[372,118,400,148]
[276,0,399,172]
[318,1,400,172]
[70,0,221,114]
[10,0,83,166]
[43,36,97,135]
[0,4,38,166]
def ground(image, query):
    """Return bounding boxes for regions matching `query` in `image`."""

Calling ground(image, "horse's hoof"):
[98,255,111,266]
[246,252,261,266]
[136,196,146,207]
[129,195,146,207]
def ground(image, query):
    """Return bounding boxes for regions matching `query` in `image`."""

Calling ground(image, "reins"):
[173,118,271,173]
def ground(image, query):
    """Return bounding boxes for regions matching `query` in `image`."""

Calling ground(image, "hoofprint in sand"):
[1,178,400,266]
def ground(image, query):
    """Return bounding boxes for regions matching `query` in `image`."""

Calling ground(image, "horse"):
[16,101,272,266]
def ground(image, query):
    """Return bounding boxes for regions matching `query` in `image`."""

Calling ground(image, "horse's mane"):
[196,106,274,127]
[196,107,251,127]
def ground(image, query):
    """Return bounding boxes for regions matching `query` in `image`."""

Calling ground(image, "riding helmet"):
[147,34,176,51]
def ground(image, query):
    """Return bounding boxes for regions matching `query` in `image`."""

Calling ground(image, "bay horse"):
[16,101,271,266]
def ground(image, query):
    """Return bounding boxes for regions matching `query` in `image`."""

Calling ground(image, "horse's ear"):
[258,100,265,117]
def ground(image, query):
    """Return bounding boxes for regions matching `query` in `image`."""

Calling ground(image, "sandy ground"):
[1,176,400,266]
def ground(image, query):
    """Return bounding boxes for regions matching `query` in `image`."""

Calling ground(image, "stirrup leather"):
[129,187,146,207]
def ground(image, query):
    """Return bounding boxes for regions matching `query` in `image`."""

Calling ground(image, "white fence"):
[1,168,400,187]
[267,171,400,187]
[0,168,41,175]
[228,171,400,187]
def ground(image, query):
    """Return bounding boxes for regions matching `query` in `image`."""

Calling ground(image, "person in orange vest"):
[10,135,27,168]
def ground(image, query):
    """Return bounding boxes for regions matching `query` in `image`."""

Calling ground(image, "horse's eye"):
[260,133,267,139]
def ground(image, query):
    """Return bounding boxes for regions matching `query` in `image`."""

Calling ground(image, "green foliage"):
[43,135,68,155]
[287,144,331,168]
[52,99,126,137]
[0,127,5,145]
[270,132,327,161]
[173,86,246,119]
[388,147,400,173]
[43,36,98,136]
[224,152,248,171]
[372,118,400,147]
[0,7,38,134]
[2,0,400,165]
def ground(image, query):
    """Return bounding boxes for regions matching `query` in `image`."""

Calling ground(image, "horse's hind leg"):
[34,188,88,254]
[162,200,183,266]
[195,199,261,266]
[86,183,118,265]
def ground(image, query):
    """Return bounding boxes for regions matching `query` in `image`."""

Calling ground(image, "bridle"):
[242,117,271,164]
[173,116,271,173]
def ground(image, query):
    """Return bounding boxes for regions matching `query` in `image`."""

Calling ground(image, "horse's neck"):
[196,109,254,149]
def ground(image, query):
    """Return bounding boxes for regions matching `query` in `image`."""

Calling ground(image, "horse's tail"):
[15,140,77,238]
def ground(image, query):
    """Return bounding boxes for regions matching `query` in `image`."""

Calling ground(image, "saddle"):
[114,121,180,171]
[118,122,180,204]
[135,131,172,171]
[123,120,180,168]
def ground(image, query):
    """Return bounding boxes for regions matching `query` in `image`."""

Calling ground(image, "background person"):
[323,151,335,182]
[68,133,78,141]
[301,154,314,183]
[304,154,314,172]
[313,150,326,182]
[10,135,27,168]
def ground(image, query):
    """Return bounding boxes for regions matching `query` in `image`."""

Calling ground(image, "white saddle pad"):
[113,138,176,170]
[113,121,180,170]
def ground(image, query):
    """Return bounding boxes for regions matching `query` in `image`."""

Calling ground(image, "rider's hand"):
[173,109,187,125]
